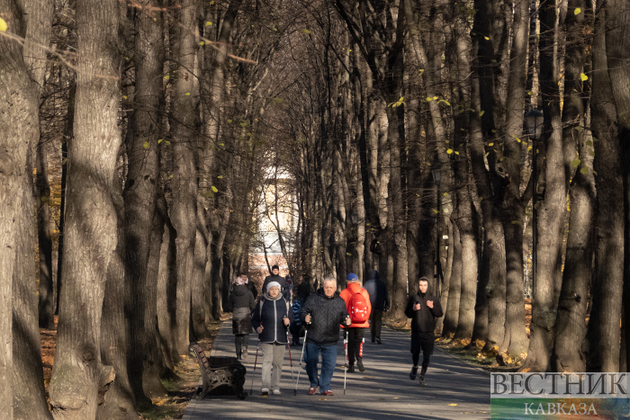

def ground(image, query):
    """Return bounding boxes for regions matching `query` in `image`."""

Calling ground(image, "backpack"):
[350,292,369,323]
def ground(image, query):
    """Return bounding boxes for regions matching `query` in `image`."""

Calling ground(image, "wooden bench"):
[188,343,247,400]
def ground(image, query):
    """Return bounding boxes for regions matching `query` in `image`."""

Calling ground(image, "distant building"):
[248,166,298,290]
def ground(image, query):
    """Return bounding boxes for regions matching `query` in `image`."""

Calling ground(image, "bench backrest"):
[189,343,211,374]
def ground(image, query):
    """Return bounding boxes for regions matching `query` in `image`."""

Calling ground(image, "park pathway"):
[183,320,491,420]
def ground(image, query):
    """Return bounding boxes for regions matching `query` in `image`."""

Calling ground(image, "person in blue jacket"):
[251,281,291,395]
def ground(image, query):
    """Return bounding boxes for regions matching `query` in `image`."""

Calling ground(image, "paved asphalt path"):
[183,319,491,419]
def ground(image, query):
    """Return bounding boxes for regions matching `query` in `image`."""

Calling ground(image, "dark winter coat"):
[363,270,390,311]
[404,287,443,334]
[251,292,292,344]
[227,284,255,335]
[301,288,349,346]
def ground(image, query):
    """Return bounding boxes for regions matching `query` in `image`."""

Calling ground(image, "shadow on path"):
[183,321,491,419]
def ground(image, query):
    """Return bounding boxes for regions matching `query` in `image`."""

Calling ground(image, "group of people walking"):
[226,266,443,396]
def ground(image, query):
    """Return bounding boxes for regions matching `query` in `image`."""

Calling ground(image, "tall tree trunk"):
[551,0,592,373]
[125,0,166,400]
[56,81,73,315]
[191,220,212,336]
[497,0,529,361]
[37,139,55,329]
[14,175,52,420]
[199,0,243,322]
[146,194,173,376]
[25,0,56,330]
[169,0,198,357]
[467,0,509,352]
[443,221,462,336]
[0,3,35,414]
[584,0,627,372]
[405,90,427,291]
[10,0,55,418]
[155,196,178,370]
[605,0,630,374]
[98,202,136,420]
[448,6,479,341]
[524,0,572,371]
[455,190,478,340]
[49,0,121,417]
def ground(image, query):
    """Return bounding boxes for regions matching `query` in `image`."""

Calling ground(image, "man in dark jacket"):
[363,270,389,344]
[404,277,443,384]
[262,265,287,296]
[301,276,350,396]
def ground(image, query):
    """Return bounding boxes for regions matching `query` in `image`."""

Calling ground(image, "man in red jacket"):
[340,273,372,372]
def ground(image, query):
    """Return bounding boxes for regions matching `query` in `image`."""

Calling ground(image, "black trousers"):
[411,332,435,373]
[346,328,365,365]
[370,309,383,340]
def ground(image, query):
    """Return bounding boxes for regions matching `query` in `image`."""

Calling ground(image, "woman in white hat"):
[251,281,292,395]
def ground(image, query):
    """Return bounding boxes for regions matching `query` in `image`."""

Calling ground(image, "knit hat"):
[271,265,279,271]
[266,281,281,293]
[346,273,359,282]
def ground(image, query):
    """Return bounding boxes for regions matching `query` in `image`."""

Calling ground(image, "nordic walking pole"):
[250,338,260,394]
[294,322,309,395]
[250,323,262,395]
[343,329,348,395]
[286,328,294,381]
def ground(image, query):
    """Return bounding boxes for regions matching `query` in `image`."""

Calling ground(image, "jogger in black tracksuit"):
[404,277,443,383]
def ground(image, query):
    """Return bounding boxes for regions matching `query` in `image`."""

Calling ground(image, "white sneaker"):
[272,389,281,395]
[261,388,269,395]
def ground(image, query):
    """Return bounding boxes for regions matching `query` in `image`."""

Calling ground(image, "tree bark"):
[56,82,73,315]
[0,4,33,411]
[495,0,529,361]
[551,0,592,373]
[49,0,121,417]
[155,196,178,370]
[443,221,461,336]
[125,0,166,400]
[169,0,198,357]
[524,0,573,371]
[8,0,55,418]
[605,0,630,374]
[146,193,173,377]
[584,0,627,372]
[98,202,136,420]
[467,0,510,351]
[24,0,56,331]
[37,139,56,329]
